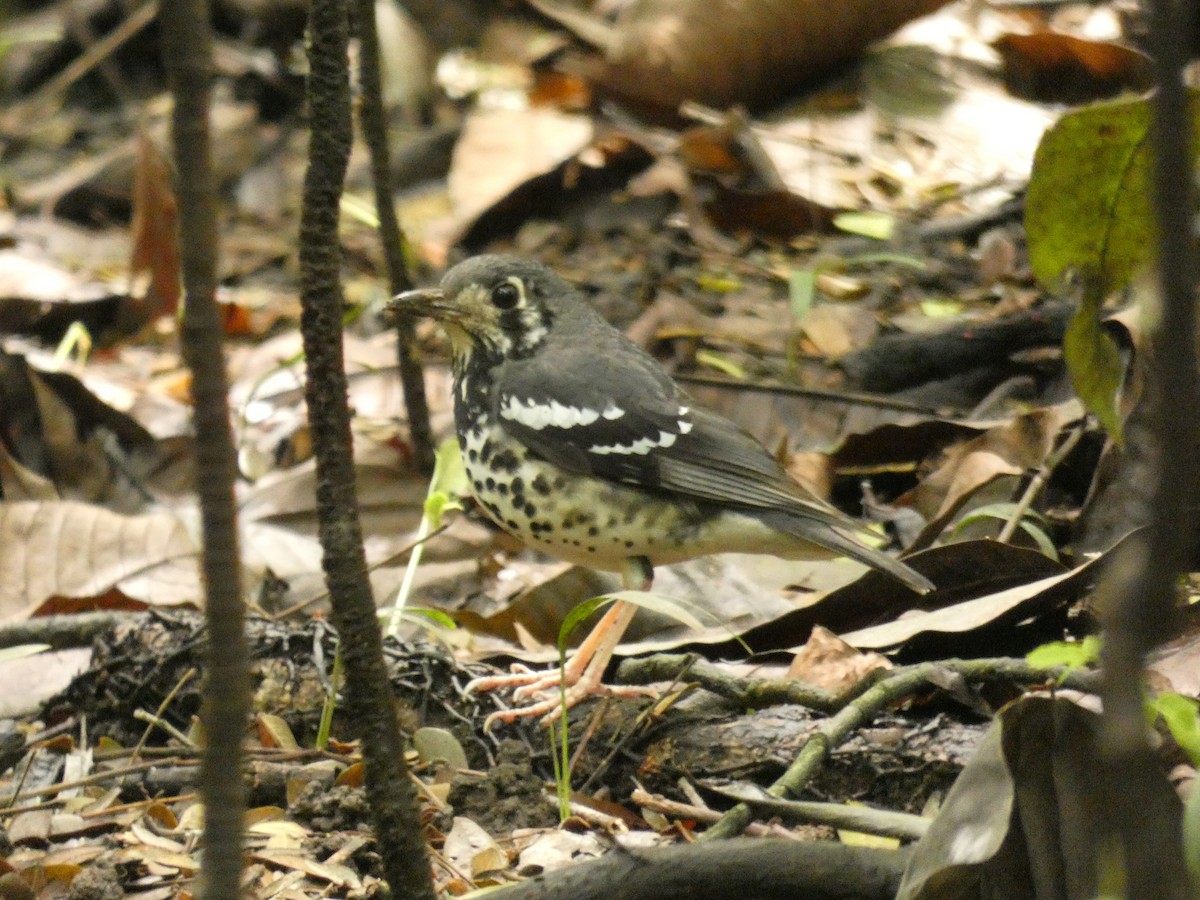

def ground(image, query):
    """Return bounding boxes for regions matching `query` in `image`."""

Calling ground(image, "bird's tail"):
[760,510,935,594]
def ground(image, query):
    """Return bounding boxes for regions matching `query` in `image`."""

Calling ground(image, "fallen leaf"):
[787,626,892,692]
[129,129,181,320]
[0,502,200,623]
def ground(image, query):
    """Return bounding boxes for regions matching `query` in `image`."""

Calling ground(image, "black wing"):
[491,344,855,531]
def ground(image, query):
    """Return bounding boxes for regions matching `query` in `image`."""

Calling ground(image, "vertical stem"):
[1097,2,1199,896]
[159,0,249,896]
[352,0,436,473]
[299,0,436,895]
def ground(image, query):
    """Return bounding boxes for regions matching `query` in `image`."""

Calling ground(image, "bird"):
[390,255,935,724]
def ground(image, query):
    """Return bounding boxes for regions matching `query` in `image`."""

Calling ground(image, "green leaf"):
[695,349,746,379]
[844,252,927,270]
[952,504,1058,558]
[1025,635,1101,672]
[378,606,458,631]
[424,439,467,526]
[833,211,895,241]
[696,273,742,293]
[1063,272,1125,443]
[603,590,707,630]
[0,643,49,662]
[788,268,817,322]
[385,438,467,635]
[413,726,469,769]
[557,596,614,652]
[1026,91,1200,295]
[954,502,1031,525]
[1014,519,1058,559]
[340,193,380,228]
[918,298,963,318]
[1149,692,1200,766]
[556,591,709,653]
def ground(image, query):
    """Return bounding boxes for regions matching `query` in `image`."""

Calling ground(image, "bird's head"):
[390,255,572,363]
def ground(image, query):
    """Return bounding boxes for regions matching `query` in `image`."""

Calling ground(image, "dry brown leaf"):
[129,129,181,320]
[8,811,52,845]
[534,0,953,112]
[799,305,878,360]
[0,502,201,624]
[0,649,90,718]
[443,816,506,880]
[0,441,56,501]
[992,31,1151,104]
[1149,629,1200,698]
[251,851,362,890]
[903,406,1066,544]
[516,829,607,873]
[787,625,892,693]
[838,539,1105,652]
[448,107,593,231]
[256,714,300,751]
[113,844,198,874]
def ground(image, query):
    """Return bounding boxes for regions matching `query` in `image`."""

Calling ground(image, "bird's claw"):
[481,679,655,730]
[468,663,654,729]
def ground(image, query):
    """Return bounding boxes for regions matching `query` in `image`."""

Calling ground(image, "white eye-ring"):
[491,277,523,310]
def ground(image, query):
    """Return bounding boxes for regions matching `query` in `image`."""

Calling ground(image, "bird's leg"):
[468,558,656,727]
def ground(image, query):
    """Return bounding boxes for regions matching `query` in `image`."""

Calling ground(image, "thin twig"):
[131,667,197,761]
[997,419,1086,544]
[352,0,435,473]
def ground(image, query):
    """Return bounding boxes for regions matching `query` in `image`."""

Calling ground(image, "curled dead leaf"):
[531,0,954,113]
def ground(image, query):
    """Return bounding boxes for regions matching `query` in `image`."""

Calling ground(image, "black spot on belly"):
[472,479,484,492]
[485,501,502,517]
[497,483,509,496]
[492,449,520,473]
[524,502,538,517]
[506,519,520,530]
[625,540,635,548]
[532,474,551,495]
[587,545,596,553]
[485,477,496,490]
[552,476,567,490]
[468,449,478,463]
[480,440,494,463]
[587,526,598,537]
[511,477,524,496]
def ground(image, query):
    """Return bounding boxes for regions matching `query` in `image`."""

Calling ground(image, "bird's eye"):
[491,281,521,310]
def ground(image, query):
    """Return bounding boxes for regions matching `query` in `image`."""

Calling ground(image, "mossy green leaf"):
[423,439,467,526]
[833,211,895,241]
[1026,90,1200,294]
[1025,635,1101,671]
[788,268,816,321]
[1063,274,1124,443]
[1149,692,1200,766]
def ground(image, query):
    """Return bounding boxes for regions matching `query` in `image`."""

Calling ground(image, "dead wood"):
[485,837,909,900]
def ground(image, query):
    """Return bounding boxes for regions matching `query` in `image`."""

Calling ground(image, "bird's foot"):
[467,663,654,728]
[467,598,645,727]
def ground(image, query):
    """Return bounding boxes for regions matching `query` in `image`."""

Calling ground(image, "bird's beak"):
[388,287,446,321]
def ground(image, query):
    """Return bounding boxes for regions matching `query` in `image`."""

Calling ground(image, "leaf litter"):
[0,0,1195,894]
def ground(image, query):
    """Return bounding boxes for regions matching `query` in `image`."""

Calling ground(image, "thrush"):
[391,255,934,724]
